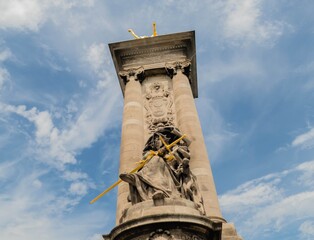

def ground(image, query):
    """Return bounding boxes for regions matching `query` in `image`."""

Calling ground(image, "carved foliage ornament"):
[119,66,145,85]
[144,82,174,133]
[165,60,191,79]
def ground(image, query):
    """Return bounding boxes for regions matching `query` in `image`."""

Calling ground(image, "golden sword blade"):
[89,151,156,204]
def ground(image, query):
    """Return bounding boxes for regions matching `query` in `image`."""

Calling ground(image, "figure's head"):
[153,134,163,149]
[143,126,182,152]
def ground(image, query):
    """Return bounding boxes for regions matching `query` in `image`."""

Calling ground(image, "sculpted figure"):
[169,133,206,215]
[120,127,181,204]
[119,126,206,215]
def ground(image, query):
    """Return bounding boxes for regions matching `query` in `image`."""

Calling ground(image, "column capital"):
[165,60,191,78]
[119,66,145,85]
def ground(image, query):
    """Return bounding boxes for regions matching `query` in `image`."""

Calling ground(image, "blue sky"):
[0,1,314,239]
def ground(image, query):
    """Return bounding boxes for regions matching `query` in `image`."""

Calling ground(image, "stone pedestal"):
[104,201,222,240]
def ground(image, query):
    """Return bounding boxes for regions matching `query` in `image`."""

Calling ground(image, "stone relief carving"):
[148,229,174,240]
[119,126,206,215]
[144,82,174,134]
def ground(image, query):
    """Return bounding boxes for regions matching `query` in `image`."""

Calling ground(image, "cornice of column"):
[119,66,145,85]
[165,60,191,79]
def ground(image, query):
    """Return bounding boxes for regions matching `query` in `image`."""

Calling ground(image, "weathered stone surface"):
[121,198,201,223]
[221,223,243,240]
[116,70,144,223]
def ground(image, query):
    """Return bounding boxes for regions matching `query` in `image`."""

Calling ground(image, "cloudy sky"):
[0,0,314,239]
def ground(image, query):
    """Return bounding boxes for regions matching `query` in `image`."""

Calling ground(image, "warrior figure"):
[120,126,205,215]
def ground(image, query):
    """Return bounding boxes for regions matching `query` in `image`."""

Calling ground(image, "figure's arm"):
[177,146,190,159]
[152,22,157,37]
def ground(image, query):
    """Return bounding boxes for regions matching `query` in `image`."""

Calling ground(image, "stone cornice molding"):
[165,60,191,79]
[119,66,145,85]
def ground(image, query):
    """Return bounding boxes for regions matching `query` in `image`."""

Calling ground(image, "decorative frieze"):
[121,44,187,57]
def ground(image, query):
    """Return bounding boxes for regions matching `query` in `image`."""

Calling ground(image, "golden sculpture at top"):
[128,22,158,39]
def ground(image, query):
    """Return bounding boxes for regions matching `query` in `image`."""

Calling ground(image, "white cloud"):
[0,160,18,180]
[32,179,43,188]
[0,169,110,240]
[224,0,260,36]
[59,88,119,152]
[85,43,110,77]
[299,221,314,239]
[0,103,76,168]
[0,48,12,91]
[0,48,12,62]
[296,160,314,188]
[0,0,44,31]
[87,234,103,240]
[69,181,89,196]
[204,57,262,83]
[0,0,95,31]
[63,171,88,181]
[0,67,120,168]
[220,160,314,238]
[220,178,283,214]
[86,45,114,92]
[0,67,10,90]
[247,191,314,232]
[223,0,284,46]
[292,128,314,149]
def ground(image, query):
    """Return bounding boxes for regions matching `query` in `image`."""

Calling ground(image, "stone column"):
[116,67,145,224]
[166,61,224,222]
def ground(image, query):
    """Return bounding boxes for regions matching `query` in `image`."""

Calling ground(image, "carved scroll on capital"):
[165,60,191,79]
[119,66,145,85]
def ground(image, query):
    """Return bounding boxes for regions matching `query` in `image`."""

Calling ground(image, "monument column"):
[116,67,145,223]
[166,61,224,222]
[104,31,241,239]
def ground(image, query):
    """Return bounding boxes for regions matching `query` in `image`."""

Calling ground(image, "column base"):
[103,213,222,240]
